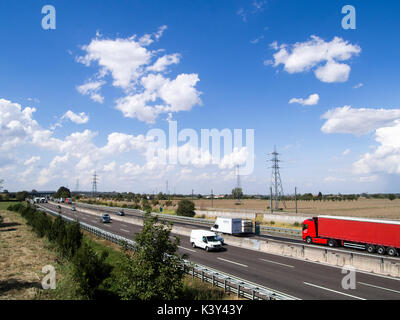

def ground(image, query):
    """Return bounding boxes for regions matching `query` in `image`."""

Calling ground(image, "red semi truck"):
[302,215,400,256]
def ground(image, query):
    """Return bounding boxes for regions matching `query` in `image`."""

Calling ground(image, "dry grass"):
[191,198,400,219]
[0,209,61,300]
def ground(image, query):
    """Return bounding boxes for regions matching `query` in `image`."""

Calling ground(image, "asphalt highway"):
[41,202,400,300]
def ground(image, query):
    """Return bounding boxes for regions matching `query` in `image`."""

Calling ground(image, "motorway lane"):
[41,203,400,300]
[70,201,400,261]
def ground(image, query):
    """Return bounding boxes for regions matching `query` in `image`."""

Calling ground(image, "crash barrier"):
[36,205,297,300]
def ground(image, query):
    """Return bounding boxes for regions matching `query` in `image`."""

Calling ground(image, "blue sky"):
[1,0,400,194]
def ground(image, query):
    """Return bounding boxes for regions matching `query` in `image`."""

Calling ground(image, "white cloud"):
[115,73,202,124]
[76,81,105,103]
[342,149,351,156]
[269,35,361,83]
[219,147,249,169]
[62,110,89,124]
[289,93,319,106]
[147,53,180,72]
[314,60,350,83]
[353,82,364,89]
[321,106,400,135]
[24,156,40,166]
[353,121,400,175]
[77,27,201,123]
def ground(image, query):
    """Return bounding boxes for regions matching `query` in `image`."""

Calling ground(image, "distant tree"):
[388,194,396,201]
[16,191,29,201]
[0,179,4,192]
[232,187,243,200]
[317,192,323,201]
[54,186,71,198]
[31,189,38,194]
[176,199,195,217]
[113,214,187,300]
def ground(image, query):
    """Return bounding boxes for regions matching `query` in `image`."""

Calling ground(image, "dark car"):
[71,207,76,211]
[116,210,125,216]
[100,213,111,223]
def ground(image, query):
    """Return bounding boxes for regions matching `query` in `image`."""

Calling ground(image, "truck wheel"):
[191,242,196,248]
[205,246,209,252]
[306,237,312,244]
[366,244,375,253]
[328,239,336,247]
[377,246,386,255]
[387,247,397,257]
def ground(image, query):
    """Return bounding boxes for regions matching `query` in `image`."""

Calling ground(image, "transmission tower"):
[92,172,98,198]
[235,165,242,202]
[268,146,286,210]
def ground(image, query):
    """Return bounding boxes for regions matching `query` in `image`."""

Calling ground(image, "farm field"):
[192,198,400,220]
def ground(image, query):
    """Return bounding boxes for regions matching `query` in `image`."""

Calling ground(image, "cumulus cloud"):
[353,121,400,175]
[62,110,89,124]
[77,27,201,123]
[321,106,400,135]
[115,73,201,123]
[268,35,361,83]
[76,81,105,103]
[322,105,400,177]
[289,93,319,106]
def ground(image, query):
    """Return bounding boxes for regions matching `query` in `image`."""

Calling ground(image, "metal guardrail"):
[36,204,297,300]
[73,201,302,238]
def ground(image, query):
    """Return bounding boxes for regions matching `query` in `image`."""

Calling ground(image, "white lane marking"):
[120,229,130,233]
[303,282,366,300]
[358,282,400,294]
[121,224,129,228]
[217,257,248,268]
[92,220,98,224]
[259,258,294,268]
[178,246,196,253]
[80,217,87,220]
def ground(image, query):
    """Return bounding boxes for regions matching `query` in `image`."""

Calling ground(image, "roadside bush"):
[60,221,82,259]
[176,200,195,217]
[72,242,112,299]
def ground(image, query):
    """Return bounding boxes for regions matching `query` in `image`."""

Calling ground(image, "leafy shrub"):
[176,200,195,217]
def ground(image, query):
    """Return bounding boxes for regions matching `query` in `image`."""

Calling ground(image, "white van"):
[190,230,223,252]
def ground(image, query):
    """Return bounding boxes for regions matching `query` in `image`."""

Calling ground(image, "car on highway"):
[116,210,125,216]
[57,205,61,210]
[71,207,76,211]
[190,230,223,252]
[100,213,111,223]
[216,234,224,245]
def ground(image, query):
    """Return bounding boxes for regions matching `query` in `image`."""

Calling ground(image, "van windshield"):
[206,236,218,242]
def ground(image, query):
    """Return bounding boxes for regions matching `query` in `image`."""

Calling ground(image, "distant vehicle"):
[65,198,72,204]
[71,207,76,211]
[215,234,224,245]
[57,205,61,210]
[100,213,111,223]
[190,230,223,252]
[303,216,400,256]
[116,210,125,216]
[211,218,243,235]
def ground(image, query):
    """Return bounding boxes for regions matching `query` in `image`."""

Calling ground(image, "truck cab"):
[302,218,328,245]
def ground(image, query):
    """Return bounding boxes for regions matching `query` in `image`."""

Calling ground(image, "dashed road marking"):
[217,257,248,268]
[303,282,366,300]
